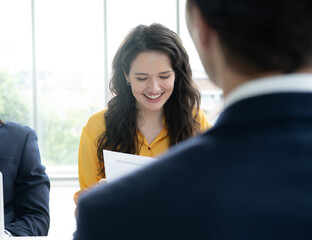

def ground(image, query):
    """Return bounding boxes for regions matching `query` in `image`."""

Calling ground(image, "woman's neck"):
[137,109,164,145]
[138,109,164,129]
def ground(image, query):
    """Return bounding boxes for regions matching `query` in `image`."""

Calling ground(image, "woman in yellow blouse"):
[75,23,211,200]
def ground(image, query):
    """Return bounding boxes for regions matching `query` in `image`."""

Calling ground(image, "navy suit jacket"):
[0,121,50,236]
[74,92,312,240]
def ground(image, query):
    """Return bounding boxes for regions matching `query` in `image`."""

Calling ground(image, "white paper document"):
[103,150,157,182]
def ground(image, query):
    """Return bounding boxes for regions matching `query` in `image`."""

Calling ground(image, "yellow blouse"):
[77,108,211,193]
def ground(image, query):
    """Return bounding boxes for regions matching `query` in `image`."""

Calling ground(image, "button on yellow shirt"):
[77,108,211,193]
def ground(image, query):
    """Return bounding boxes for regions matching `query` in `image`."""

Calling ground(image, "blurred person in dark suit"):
[74,0,312,239]
[0,118,50,236]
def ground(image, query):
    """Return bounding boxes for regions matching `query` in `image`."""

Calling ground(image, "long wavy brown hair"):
[97,23,201,174]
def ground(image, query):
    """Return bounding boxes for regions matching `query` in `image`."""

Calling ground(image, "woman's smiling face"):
[125,51,175,114]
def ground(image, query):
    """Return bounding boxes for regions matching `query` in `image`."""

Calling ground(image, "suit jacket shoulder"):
[0,121,50,236]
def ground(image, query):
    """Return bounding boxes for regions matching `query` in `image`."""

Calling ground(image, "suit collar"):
[215,92,312,128]
[224,73,312,109]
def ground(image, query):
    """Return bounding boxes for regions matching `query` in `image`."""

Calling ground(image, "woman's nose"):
[148,78,161,92]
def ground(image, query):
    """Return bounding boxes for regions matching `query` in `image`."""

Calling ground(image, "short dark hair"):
[187,0,312,74]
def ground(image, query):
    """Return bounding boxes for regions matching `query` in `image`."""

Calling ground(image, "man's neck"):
[220,66,312,98]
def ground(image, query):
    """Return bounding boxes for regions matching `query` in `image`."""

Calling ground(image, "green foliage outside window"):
[0,69,94,166]
[0,70,31,125]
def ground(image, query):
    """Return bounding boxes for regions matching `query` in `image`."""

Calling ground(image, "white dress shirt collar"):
[224,73,312,109]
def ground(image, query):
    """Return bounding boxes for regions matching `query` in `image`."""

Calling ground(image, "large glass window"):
[35,0,105,165]
[0,0,222,167]
[0,0,33,126]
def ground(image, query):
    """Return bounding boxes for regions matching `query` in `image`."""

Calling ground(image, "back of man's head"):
[187,0,312,75]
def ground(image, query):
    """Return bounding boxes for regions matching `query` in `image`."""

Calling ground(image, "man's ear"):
[195,7,215,48]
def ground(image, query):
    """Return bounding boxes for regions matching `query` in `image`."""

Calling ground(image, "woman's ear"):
[123,69,130,84]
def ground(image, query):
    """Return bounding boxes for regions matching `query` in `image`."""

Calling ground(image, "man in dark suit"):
[74,0,312,239]
[0,119,50,236]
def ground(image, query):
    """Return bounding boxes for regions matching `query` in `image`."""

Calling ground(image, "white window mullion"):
[31,0,38,133]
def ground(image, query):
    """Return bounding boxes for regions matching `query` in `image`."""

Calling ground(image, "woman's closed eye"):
[159,75,170,79]
[136,77,148,81]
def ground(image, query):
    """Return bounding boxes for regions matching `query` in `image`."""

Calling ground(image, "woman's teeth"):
[145,94,162,99]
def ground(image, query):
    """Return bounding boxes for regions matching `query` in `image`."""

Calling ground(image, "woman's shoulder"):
[86,108,107,123]
[83,108,108,137]
[192,108,206,121]
[195,109,212,131]
[197,109,206,118]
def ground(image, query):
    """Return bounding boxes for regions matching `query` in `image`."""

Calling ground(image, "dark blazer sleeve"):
[4,128,50,236]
